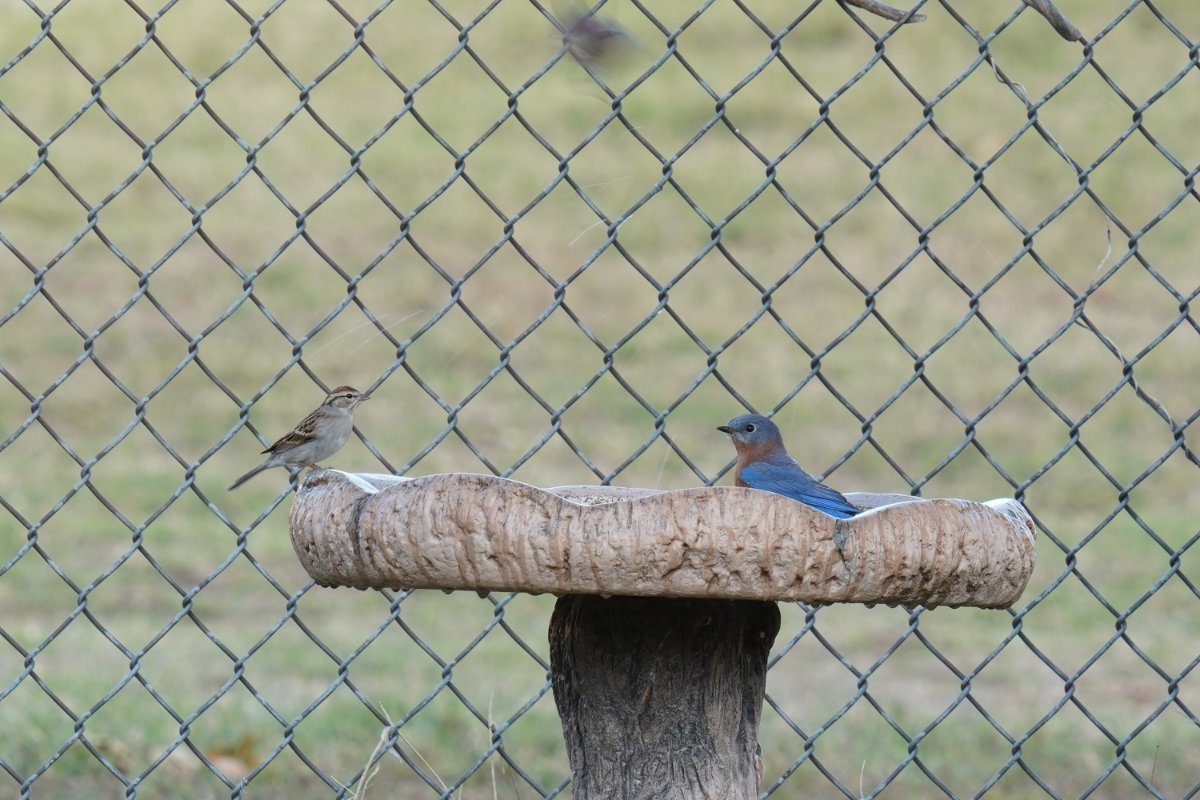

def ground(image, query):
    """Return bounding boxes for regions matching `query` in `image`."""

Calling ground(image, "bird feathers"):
[736,461,859,519]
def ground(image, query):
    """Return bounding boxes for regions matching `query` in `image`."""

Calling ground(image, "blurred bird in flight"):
[560,6,632,69]
[229,386,369,490]
[717,413,860,519]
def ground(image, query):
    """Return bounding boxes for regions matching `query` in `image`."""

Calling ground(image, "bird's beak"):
[716,425,733,434]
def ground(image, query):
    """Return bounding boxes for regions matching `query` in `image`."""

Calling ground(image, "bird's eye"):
[745,423,756,433]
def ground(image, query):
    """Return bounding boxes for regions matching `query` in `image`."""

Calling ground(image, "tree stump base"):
[550,596,780,799]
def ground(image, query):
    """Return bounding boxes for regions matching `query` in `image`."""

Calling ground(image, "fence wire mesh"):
[1,0,1199,797]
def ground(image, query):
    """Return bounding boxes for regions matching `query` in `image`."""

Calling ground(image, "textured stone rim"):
[289,471,1036,609]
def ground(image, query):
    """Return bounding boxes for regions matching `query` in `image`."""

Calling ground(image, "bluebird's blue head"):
[716,414,784,452]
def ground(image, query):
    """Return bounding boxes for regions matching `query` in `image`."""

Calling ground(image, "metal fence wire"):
[2,0,1199,797]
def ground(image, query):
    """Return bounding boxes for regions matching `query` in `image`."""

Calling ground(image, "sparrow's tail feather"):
[228,460,273,491]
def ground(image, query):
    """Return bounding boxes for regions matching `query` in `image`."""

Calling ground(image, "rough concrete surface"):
[289,471,1036,608]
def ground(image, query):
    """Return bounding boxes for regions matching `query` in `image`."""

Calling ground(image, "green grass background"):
[1,0,1199,797]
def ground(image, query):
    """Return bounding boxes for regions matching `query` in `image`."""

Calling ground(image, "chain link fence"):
[2,0,1199,797]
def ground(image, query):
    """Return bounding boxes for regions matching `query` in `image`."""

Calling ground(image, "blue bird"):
[717,414,860,519]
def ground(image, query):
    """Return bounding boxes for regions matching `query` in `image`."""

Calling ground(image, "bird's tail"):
[228,460,273,491]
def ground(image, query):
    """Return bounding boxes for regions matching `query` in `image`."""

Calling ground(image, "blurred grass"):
[2,0,1200,797]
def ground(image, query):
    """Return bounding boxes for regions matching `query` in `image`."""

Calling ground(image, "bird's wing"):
[739,462,860,519]
[262,414,320,455]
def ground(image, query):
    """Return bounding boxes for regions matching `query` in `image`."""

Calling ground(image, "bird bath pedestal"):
[289,472,1035,799]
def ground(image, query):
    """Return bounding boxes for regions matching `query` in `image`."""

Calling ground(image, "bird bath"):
[289,471,1035,799]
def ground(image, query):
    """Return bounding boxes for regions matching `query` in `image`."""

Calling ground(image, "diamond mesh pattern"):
[2,0,1198,798]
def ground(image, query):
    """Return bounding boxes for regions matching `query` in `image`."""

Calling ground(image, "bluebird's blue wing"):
[739,462,860,519]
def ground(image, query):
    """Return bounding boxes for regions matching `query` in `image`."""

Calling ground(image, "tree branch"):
[841,0,1084,43]
[1023,0,1084,42]
[842,0,926,24]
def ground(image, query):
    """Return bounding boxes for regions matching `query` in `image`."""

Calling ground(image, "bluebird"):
[717,414,860,519]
